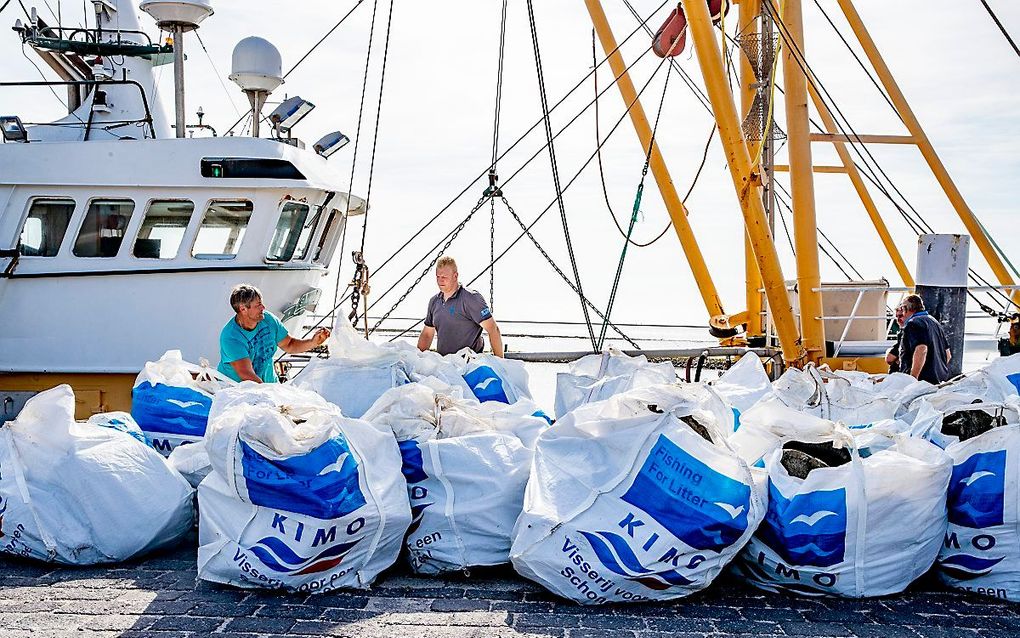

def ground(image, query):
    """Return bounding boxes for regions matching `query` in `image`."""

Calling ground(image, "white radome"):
[139,0,213,29]
[228,36,284,94]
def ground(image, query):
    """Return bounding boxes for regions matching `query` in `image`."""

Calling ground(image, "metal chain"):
[499,196,641,350]
[369,194,491,334]
[489,197,496,313]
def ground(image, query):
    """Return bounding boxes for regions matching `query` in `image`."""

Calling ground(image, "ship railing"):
[0,79,157,140]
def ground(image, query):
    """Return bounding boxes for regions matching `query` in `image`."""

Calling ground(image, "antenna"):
[139,1,215,139]
[228,37,283,138]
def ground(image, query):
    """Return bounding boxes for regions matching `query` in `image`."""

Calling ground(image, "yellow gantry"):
[738,0,766,340]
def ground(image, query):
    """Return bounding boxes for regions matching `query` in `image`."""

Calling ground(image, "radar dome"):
[139,0,213,29]
[228,36,284,93]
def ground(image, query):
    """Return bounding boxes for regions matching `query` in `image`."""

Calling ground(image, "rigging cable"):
[379,44,671,349]
[597,58,671,351]
[526,0,599,353]
[489,0,509,313]
[331,0,382,322]
[976,0,1020,60]
[194,31,243,118]
[299,4,669,338]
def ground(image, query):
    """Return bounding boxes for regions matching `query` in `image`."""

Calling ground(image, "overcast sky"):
[3,0,1018,335]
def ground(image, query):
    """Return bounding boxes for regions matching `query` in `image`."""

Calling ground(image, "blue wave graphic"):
[131,381,211,437]
[940,553,1005,573]
[948,450,1006,529]
[398,440,429,484]
[620,434,751,551]
[579,531,651,575]
[240,436,366,520]
[464,366,511,404]
[1007,372,1020,395]
[580,531,693,590]
[757,481,847,568]
[248,536,359,573]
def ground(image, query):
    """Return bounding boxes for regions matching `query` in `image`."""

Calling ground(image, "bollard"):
[915,234,969,377]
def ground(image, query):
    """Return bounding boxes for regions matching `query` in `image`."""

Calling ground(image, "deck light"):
[1,116,28,142]
[313,131,350,158]
[269,96,315,135]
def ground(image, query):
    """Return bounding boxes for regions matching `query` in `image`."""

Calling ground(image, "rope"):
[527,0,598,353]
[379,51,669,348]
[284,0,365,79]
[597,58,671,351]
[976,0,1020,60]
[194,32,243,118]
[332,0,382,323]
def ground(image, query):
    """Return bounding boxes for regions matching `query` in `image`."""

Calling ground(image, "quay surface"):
[0,533,1017,638]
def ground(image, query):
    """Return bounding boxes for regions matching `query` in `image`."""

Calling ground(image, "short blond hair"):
[436,256,457,272]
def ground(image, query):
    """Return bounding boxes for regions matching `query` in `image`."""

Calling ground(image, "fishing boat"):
[1,0,1017,417]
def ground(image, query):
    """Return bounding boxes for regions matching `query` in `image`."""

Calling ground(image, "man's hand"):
[418,326,436,352]
[230,358,262,383]
[312,327,331,346]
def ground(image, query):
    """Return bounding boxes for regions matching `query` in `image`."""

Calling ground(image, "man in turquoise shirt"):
[218,284,330,383]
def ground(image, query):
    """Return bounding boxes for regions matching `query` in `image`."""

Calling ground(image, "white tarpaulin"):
[0,386,193,564]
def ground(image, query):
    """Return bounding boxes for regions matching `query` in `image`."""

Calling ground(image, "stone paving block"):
[512,611,583,628]
[432,598,492,612]
[148,614,223,632]
[222,615,298,633]
[365,596,435,613]
[846,624,921,637]
[446,610,512,626]
[714,619,785,635]
[490,601,556,614]
[575,613,648,631]
[568,629,637,638]
[643,615,714,633]
[781,620,855,636]
[316,607,379,623]
[254,603,331,619]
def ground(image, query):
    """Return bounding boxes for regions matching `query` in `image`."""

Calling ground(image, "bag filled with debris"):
[554,351,677,419]
[0,385,193,564]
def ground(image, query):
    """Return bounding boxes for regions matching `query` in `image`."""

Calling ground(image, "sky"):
[3,0,1019,340]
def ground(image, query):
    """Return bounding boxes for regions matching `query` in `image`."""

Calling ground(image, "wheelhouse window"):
[313,207,345,264]
[266,201,316,262]
[133,200,194,259]
[192,200,252,259]
[73,199,135,257]
[19,198,75,256]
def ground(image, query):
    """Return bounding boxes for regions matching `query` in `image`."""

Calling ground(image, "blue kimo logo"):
[948,450,1006,529]
[757,481,848,569]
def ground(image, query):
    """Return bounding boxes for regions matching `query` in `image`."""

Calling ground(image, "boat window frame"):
[265,199,314,264]
[312,206,347,266]
[131,197,196,260]
[17,196,79,258]
[71,197,137,258]
[190,198,254,261]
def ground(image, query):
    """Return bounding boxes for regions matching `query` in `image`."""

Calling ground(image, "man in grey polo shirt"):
[418,256,504,357]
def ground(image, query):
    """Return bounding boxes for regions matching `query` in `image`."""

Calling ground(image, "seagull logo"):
[472,377,500,392]
[167,399,203,409]
[713,502,745,520]
[790,510,839,527]
[959,470,996,487]
[318,452,351,476]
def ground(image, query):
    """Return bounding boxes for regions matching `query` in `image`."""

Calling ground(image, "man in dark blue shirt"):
[898,294,952,384]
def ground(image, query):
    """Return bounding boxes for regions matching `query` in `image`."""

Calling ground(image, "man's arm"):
[911,344,928,379]
[278,328,330,354]
[885,348,898,366]
[481,317,504,358]
[946,348,952,364]
[418,326,436,352]
[230,358,262,383]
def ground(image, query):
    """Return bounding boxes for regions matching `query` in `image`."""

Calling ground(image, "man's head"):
[899,294,925,321]
[230,284,265,324]
[894,303,906,328]
[435,256,459,296]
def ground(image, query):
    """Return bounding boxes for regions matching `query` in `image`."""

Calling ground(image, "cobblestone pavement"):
[1,534,1017,638]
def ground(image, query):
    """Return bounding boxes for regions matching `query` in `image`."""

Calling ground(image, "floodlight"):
[269,96,315,134]
[1,116,28,142]
[313,131,350,158]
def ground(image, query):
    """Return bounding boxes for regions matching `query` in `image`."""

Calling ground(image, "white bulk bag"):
[731,412,952,597]
[511,387,765,604]
[132,350,235,456]
[554,351,676,418]
[911,401,1020,450]
[710,354,772,432]
[291,355,412,418]
[939,354,1020,403]
[0,386,193,564]
[757,366,899,426]
[937,423,1020,601]
[461,353,532,405]
[363,383,546,574]
[197,384,410,593]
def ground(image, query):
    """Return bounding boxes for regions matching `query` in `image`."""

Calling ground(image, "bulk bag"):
[196,384,410,593]
[363,383,547,574]
[554,351,676,418]
[132,350,234,455]
[731,406,952,597]
[462,353,532,405]
[709,354,772,432]
[511,385,765,604]
[291,355,412,418]
[756,365,899,427]
[937,420,1020,601]
[0,385,193,564]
